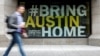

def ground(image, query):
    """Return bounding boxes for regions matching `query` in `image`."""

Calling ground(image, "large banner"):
[19,0,91,38]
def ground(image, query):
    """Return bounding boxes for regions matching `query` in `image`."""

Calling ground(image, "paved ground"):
[0,45,100,56]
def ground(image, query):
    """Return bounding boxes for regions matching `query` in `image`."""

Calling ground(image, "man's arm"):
[8,15,19,29]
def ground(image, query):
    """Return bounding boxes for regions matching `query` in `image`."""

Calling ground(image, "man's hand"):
[22,33,28,38]
[19,22,25,28]
[19,24,24,28]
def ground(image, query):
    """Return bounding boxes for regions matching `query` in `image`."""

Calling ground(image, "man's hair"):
[17,5,25,9]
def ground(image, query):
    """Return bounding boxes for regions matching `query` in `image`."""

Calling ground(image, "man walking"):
[3,5,26,56]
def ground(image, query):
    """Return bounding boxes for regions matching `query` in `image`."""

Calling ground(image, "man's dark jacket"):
[7,13,19,34]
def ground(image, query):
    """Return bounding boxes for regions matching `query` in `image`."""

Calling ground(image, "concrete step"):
[89,34,100,46]
[0,45,100,56]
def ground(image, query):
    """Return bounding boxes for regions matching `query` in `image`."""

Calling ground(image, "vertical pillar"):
[0,0,17,47]
[89,0,100,46]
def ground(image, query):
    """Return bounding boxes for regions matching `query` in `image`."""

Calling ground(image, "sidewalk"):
[0,45,100,56]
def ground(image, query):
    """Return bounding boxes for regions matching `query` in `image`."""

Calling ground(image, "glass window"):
[18,0,91,38]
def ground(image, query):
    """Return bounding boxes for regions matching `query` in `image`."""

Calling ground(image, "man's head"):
[16,5,25,14]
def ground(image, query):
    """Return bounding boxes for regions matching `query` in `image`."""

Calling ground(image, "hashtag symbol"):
[28,5,38,16]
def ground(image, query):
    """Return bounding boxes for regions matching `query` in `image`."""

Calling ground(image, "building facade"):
[0,0,100,46]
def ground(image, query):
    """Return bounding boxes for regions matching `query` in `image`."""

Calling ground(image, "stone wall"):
[0,0,8,47]
[0,0,5,35]
[1,0,100,46]
[89,0,100,46]
[0,0,17,47]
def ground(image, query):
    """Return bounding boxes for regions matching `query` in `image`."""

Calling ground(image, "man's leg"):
[14,32,26,56]
[3,37,15,56]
